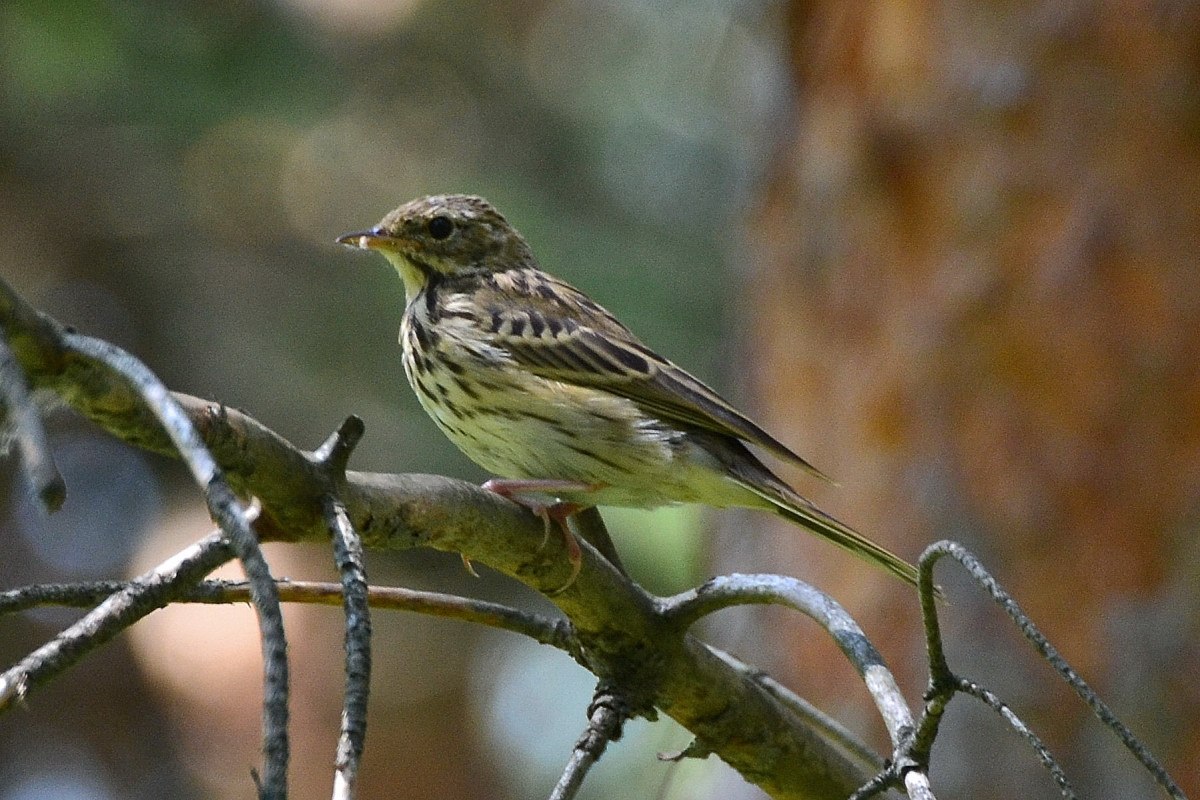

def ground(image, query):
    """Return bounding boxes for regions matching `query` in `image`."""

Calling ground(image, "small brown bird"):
[338,195,919,588]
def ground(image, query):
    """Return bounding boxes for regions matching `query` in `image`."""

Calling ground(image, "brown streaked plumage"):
[337,194,920,587]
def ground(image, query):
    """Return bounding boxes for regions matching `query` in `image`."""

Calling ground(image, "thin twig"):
[660,574,916,752]
[908,688,950,784]
[314,416,371,800]
[909,540,954,769]
[549,684,630,800]
[920,541,1187,800]
[0,335,65,510]
[846,771,893,800]
[64,332,290,800]
[327,497,371,800]
[956,678,1076,799]
[660,573,932,799]
[1,579,580,656]
[0,531,233,709]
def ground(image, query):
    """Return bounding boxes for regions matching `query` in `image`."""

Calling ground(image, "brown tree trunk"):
[743,3,1200,796]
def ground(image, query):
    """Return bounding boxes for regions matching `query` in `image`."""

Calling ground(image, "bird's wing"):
[472,270,830,481]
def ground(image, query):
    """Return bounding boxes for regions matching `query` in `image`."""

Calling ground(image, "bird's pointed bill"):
[336,230,394,251]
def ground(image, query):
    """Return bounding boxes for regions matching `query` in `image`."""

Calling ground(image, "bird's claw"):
[481,478,594,593]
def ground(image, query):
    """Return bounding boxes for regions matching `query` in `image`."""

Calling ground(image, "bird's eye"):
[428,216,454,240]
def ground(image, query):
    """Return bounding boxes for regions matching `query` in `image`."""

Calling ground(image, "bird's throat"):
[382,252,434,303]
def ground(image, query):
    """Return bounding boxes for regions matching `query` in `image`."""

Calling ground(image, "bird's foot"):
[482,479,605,593]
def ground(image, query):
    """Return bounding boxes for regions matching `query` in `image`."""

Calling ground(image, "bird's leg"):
[482,478,605,592]
[540,502,585,595]
[482,478,602,500]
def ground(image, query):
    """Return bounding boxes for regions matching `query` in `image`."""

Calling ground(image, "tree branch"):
[2,275,875,799]
[4,274,1187,800]
[61,330,291,800]
[661,574,931,798]
[314,418,372,800]
[326,496,370,800]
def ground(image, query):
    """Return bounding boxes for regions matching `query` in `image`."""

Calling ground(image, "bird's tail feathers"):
[732,476,921,589]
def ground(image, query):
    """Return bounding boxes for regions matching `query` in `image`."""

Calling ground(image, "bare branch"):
[709,648,884,778]
[304,417,369,796]
[314,418,372,800]
[660,574,917,755]
[955,679,1076,799]
[2,579,579,653]
[327,497,370,800]
[62,331,291,800]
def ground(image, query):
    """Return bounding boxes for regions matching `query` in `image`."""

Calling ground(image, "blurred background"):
[1,1,1197,798]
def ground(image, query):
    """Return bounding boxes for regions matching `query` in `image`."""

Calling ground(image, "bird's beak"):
[335,229,397,252]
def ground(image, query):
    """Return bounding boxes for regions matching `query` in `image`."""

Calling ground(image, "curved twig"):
[660,574,917,756]
[955,678,1076,798]
[918,541,1186,800]
[64,332,291,800]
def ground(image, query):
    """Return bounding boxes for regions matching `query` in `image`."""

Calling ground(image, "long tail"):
[732,475,921,588]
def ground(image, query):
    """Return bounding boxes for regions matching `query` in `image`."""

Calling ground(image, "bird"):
[337,194,920,589]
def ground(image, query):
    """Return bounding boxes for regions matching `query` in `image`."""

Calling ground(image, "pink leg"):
[482,478,603,498]
[482,479,606,593]
[541,502,584,594]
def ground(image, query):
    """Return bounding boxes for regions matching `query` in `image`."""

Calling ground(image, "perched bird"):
[337,195,919,588]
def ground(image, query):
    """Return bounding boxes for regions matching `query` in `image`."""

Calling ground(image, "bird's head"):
[337,194,535,299]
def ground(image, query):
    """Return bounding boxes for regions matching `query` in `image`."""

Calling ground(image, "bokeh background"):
[1,1,1197,799]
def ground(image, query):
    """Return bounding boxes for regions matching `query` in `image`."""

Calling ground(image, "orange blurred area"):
[744,4,1199,798]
